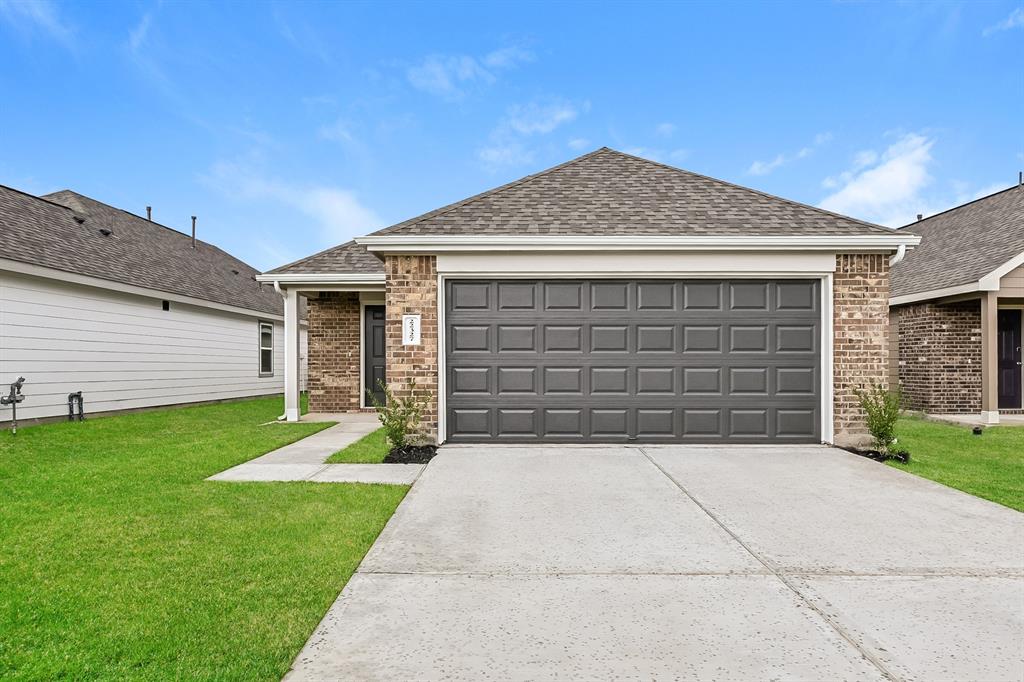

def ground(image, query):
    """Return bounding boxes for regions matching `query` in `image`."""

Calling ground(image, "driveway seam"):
[638,446,903,682]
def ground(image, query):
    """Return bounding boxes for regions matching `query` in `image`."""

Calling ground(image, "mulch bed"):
[383,444,439,464]
[840,446,911,464]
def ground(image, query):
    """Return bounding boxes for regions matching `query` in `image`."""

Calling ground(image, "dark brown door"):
[364,305,386,406]
[997,309,1022,409]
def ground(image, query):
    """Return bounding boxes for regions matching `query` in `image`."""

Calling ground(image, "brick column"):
[306,292,362,413]
[833,254,890,446]
[384,255,439,442]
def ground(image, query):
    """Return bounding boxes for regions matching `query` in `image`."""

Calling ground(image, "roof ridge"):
[0,183,77,213]
[371,147,612,235]
[604,148,895,235]
[897,183,1018,230]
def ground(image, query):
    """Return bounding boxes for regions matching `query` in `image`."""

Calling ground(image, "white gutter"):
[355,233,921,253]
[255,272,385,284]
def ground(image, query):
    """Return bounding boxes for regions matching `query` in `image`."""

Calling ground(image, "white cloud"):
[655,122,677,138]
[478,142,534,168]
[201,157,383,244]
[478,98,588,170]
[0,0,74,46]
[818,133,934,226]
[748,132,832,176]
[568,138,590,151]
[983,7,1024,35]
[318,118,356,144]
[406,46,532,99]
[127,11,153,52]
[507,99,580,135]
[482,46,534,69]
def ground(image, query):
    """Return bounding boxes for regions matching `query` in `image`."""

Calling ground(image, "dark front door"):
[364,305,386,406]
[997,309,1022,409]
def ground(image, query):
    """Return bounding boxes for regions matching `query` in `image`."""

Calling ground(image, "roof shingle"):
[891,185,1024,299]
[0,186,284,316]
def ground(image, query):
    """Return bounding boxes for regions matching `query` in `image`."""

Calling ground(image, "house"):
[0,184,306,424]
[258,148,918,446]
[889,183,1024,424]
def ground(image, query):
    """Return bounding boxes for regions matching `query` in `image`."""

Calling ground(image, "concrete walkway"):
[286,444,1024,682]
[208,412,423,485]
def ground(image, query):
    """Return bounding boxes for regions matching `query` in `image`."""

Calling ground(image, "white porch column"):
[980,290,1000,425]
[283,287,301,422]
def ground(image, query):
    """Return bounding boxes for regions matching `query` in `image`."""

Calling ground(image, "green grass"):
[892,417,1024,512]
[0,396,408,680]
[325,428,389,463]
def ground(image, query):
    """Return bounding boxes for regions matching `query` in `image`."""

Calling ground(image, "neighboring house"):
[259,148,918,446]
[889,183,1024,424]
[0,185,306,424]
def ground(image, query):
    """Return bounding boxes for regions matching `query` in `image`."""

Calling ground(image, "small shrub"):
[853,383,903,453]
[366,379,432,448]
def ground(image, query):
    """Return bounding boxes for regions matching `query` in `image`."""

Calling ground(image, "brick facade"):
[894,301,982,414]
[384,255,439,442]
[306,292,362,413]
[833,254,891,446]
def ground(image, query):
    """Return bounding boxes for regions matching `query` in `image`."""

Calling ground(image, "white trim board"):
[436,251,837,275]
[358,234,919,253]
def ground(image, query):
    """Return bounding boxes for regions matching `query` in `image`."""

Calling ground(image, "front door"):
[997,309,1022,409]
[364,305,387,406]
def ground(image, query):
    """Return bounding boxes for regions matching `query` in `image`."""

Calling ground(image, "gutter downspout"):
[271,280,287,421]
[889,244,907,266]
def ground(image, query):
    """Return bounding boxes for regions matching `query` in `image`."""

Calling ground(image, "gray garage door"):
[444,279,820,443]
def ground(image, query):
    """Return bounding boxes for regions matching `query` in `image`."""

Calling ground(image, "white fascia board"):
[0,257,285,321]
[979,250,1024,290]
[889,282,983,306]
[355,233,921,253]
[255,272,385,284]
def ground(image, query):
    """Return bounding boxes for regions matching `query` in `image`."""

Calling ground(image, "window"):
[259,322,274,376]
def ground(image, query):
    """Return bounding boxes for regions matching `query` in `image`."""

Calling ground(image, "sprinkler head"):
[972,426,983,436]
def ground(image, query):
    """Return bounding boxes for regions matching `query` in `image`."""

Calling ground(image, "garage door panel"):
[445,279,820,443]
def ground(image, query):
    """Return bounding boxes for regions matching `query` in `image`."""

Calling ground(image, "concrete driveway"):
[286,445,1024,682]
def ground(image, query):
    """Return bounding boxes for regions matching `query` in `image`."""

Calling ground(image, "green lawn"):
[325,428,389,463]
[892,417,1024,512]
[0,397,408,680]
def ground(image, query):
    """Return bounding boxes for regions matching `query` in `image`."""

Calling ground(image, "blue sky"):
[1,1,1021,271]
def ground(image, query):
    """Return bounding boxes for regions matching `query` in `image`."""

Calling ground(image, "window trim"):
[258,320,274,377]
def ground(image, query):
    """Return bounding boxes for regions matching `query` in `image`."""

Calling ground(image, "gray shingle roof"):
[265,240,383,275]
[373,147,894,237]
[891,185,1024,299]
[0,185,284,316]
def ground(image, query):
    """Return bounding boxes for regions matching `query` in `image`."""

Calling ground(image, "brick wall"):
[833,254,890,446]
[306,292,362,413]
[384,255,439,442]
[895,301,982,413]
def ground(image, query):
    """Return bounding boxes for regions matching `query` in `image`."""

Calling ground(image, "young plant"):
[367,379,432,448]
[853,383,903,454]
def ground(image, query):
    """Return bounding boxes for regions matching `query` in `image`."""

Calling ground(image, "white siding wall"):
[0,271,303,422]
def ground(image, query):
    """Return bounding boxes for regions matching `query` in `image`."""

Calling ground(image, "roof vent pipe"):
[916,213,923,221]
[1018,171,1022,188]
[191,216,197,249]
[146,206,152,221]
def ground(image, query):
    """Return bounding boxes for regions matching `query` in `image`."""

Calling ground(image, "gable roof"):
[373,147,894,237]
[891,185,1024,300]
[265,147,898,276]
[265,240,383,275]
[0,185,284,316]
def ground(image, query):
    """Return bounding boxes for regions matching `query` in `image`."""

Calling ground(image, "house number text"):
[402,314,422,345]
